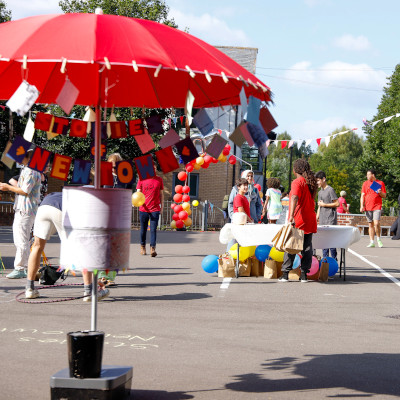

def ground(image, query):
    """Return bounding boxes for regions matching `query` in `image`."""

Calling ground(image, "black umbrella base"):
[50,365,133,400]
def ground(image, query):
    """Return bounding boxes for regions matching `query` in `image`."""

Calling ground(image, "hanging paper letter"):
[51,154,72,181]
[174,137,199,164]
[6,136,31,163]
[134,155,156,180]
[101,161,113,186]
[71,159,91,184]
[109,121,127,139]
[70,119,88,138]
[28,147,51,173]
[34,112,53,131]
[156,146,179,174]
[116,161,135,185]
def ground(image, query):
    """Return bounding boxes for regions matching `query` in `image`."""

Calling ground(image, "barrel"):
[60,187,132,271]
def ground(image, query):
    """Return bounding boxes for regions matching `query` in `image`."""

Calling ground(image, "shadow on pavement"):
[131,389,193,399]
[225,353,400,397]
[109,292,212,302]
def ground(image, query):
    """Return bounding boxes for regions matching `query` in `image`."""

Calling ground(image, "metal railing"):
[131,200,226,231]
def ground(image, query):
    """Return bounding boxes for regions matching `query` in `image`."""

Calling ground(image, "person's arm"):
[228,188,236,219]
[377,188,387,198]
[342,202,348,213]
[288,195,298,224]
[160,190,164,213]
[318,198,339,208]
[261,195,270,216]
[8,178,19,187]
[0,182,27,196]
[255,189,262,220]
[360,192,365,213]
[316,206,320,221]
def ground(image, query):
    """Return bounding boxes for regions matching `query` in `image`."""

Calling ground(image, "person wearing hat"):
[337,190,349,214]
[0,145,41,279]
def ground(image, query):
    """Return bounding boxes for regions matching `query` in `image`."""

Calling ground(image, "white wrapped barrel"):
[60,187,132,271]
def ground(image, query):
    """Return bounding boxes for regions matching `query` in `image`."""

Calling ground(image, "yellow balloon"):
[170,220,177,229]
[219,155,227,163]
[196,156,204,165]
[193,163,201,170]
[182,202,190,210]
[269,247,284,262]
[183,217,192,227]
[229,243,256,261]
[192,200,199,207]
[187,209,192,216]
[132,191,146,207]
[259,192,263,198]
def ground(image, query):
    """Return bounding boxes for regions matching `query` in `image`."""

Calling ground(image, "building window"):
[173,173,199,198]
[241,143,261,172]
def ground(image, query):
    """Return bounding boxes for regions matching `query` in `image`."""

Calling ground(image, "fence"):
[131,200,226,231]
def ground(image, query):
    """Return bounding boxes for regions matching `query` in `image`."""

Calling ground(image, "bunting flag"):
[316,138,322,146]
[281,140,287,149]
[325,136,331,147]
[288,140,294,148]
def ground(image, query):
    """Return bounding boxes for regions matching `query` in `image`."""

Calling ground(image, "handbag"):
[272,224,304,254]
[39,265,67,285]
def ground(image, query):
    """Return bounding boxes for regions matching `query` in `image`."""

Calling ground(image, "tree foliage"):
[359,64,400,212]
[309,127,364,213]
[59,0,177,26]
[0,1,11,23]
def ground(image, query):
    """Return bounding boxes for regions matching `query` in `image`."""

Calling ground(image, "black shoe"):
[278,273,289,282]
[300,271,308,283]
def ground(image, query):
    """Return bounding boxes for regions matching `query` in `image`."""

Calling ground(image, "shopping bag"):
[250,257,264,277]
[289,268,301,281]
[218,254,236,278]
[264,259,279,279]
[319,260,329,282]
[239,259,251,277]
[272,224,304,254]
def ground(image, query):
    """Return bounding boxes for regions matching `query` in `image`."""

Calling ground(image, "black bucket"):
[67,331,104,379]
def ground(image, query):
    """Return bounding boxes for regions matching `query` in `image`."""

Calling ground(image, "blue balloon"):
[202,255,219,273]
[321,257,339,276]
[293,254,301,269]
[255,245,272,262]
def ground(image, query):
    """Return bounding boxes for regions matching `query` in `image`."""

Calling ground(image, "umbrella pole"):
[90,105,102,331]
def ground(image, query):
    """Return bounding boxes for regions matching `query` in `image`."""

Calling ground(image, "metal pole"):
[232,107,239,188]
[288,146,293,191]
[263,156,267,196]
[91,270,98,331]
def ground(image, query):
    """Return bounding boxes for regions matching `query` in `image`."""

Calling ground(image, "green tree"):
[309,127,364,213]
[265,132,313,193]
[359,64,400,213]
[59,0,176,26]
[0,1,11,23]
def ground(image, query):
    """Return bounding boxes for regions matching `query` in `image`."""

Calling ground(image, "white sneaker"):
[83,287,110,302]
[25,288,39,299]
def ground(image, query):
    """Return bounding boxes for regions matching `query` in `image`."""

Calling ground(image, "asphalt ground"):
[0,227,400,399]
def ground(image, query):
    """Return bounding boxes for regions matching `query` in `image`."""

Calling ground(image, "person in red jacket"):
[279,159,318,283]
[360,169,386,248]
[233,178,253,223]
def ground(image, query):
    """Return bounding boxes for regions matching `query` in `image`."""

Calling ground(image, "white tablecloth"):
[219,223,360,249]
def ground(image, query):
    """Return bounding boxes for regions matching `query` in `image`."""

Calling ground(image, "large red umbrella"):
[0,12,272,330]
[0,13,270,108]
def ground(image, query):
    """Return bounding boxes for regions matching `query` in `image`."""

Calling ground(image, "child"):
[233,178,253,223]
[261,177,283,224]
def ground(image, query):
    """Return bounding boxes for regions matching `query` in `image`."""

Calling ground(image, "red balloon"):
[254,184,261,191]
[172,213,180,221]
[186,164,194,172]
[175,220,184,229]
[211,157,218,164]
[201,162,210,169]
[182,185,190,194]
[222,148,230,156]
[182,194,190,202]
[173,193,183,203]
[179,211,188,221]
[228,155,236,165]
[225,144,231,152]
[175,185,183,194]
[171,203,176,209]
[177,171,187,181]
[174,205,183,213]
[204,155,212,164]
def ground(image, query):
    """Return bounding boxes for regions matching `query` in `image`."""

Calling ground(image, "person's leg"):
[322,248,329,259]
[330,248,337,260]
[300,233,313,275]
[279,252,295,281]
[82,270,109,302]
[365,212,375,247]
[9,212,34,278]
[368,222,375,240]
[139,211,149,254]
[25,236,47,298]
[375,219,382,247]
[149,212,160,256]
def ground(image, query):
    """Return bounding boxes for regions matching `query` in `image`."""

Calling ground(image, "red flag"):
[281,140,287,149]
[316,138,321,146]
[180,116,184,125]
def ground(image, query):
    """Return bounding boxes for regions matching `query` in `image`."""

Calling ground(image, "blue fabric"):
[40,192,62,210]
[228,185,262,223]
[139,211,160,247]
[323,248,337,259]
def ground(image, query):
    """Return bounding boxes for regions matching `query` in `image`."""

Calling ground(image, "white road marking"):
[348,248,400,288]
[218,277,232,297]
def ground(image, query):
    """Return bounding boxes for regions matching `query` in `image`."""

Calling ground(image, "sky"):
[8,0,400,142]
